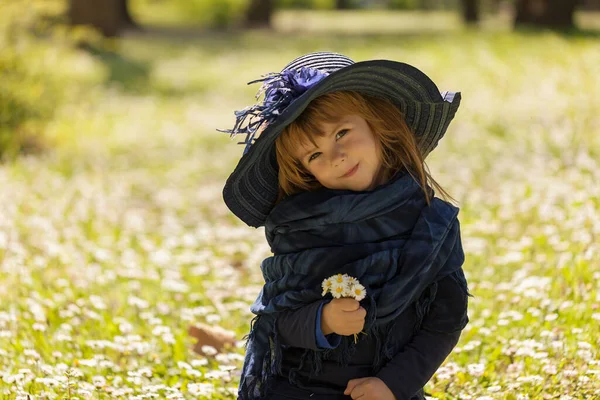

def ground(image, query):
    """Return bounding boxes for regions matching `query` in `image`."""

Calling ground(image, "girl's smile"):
[293,114,386,191]
[341,163,359,178]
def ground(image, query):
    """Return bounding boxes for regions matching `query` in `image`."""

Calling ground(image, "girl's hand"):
[321,298,366,336]
[343,377,396,400]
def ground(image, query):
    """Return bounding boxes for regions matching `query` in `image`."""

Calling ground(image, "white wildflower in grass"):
[177,361,191,370]
[205,369,230,380]
[118,321,134,334]
[191,359,208,368]
[185,368,202,378]
[162,333,176,345]
[517,375,544,384]
[542,364,557,375]
[201,345,218,356]
[321,273,367,343]
[467,363,486,377]
[206,313,221,323]
[32,322,46,331]
[92,376,106,388]
[463,340,482,351]
[187,383,215,396]
[544,313,558,322]
[487,385,502,392]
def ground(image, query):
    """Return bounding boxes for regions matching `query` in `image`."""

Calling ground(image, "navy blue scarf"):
[238,172,466,400]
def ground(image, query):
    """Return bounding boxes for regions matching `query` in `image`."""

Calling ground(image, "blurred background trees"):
[245,0,274,28]
[1,0,596,159]
[69,0,138,37]
[461,0,479,24]
[514,0,579,29]
[64,0,587,37]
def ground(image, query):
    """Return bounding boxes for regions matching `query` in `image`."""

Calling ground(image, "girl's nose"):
[331,145,346,167]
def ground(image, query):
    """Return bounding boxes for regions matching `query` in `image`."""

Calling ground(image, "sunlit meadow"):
[1,9,600,400]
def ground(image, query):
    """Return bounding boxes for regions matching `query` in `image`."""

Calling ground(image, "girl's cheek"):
[314,159,326,171]
[316,166,332,182]
[309,165,322,179]
[343,138,358,152]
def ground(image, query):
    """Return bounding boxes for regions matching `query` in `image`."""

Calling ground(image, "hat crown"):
[282,52,355,74]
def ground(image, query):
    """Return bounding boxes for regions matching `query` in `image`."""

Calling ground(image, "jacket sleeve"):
[375,272,470,400]
[276,299,341,351]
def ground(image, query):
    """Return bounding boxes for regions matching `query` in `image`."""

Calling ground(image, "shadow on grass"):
[77,41,153,94]
[512,26,600,38]
[120,23,600,55]
[118,25,469,61]
[77,39,214,97]
[76,23,600,96]
[123,25,459,43]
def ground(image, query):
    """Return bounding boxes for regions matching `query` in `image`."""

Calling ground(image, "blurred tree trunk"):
[245,0,273,28]
[581,0,600,10]
[488,0,502,12]
[68,0,138,37]
[420,0,435,10]
[514,0,578,29]
[119,0,138,28]
[461,0,479,24]
[335,0,352,9]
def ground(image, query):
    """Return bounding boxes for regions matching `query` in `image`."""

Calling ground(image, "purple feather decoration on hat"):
[219,66,330,155]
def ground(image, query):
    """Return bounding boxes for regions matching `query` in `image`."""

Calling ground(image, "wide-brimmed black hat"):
[221,52,461,228]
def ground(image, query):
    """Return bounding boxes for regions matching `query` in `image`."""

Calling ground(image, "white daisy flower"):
[333,273,349,286]
[331,282,346,298]
[321,277,334,296]
[349,283,366,301]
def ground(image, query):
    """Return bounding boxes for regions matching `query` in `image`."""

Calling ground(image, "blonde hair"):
[274,91,455,205]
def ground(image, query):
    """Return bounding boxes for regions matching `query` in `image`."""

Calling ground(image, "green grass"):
[0,7,599,400]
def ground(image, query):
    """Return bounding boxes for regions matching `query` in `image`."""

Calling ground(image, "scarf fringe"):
[449,267,473,298]
[237,314,284,400]
[414,281,438,335]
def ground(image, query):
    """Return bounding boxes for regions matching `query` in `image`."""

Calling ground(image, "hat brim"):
[223,59,461,228]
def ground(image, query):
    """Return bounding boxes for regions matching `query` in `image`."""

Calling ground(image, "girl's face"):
[293,115,386,191]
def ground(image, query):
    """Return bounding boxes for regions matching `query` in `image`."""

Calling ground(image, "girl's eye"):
[307,130,348,162]
[336,129,349,140]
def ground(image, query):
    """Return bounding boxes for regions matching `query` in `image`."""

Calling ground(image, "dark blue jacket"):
[268,271,469,400]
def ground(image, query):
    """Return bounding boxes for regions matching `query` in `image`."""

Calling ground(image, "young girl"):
[221,52,471,400]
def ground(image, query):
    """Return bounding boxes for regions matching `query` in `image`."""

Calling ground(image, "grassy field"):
[1,7,600,400]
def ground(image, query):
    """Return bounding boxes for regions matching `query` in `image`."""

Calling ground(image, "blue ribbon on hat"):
[219,66,330,155]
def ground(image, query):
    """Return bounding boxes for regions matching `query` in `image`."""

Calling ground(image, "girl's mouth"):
[341,163,359,178]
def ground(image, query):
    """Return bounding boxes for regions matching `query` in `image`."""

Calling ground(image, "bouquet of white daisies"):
[321,273,367,343]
